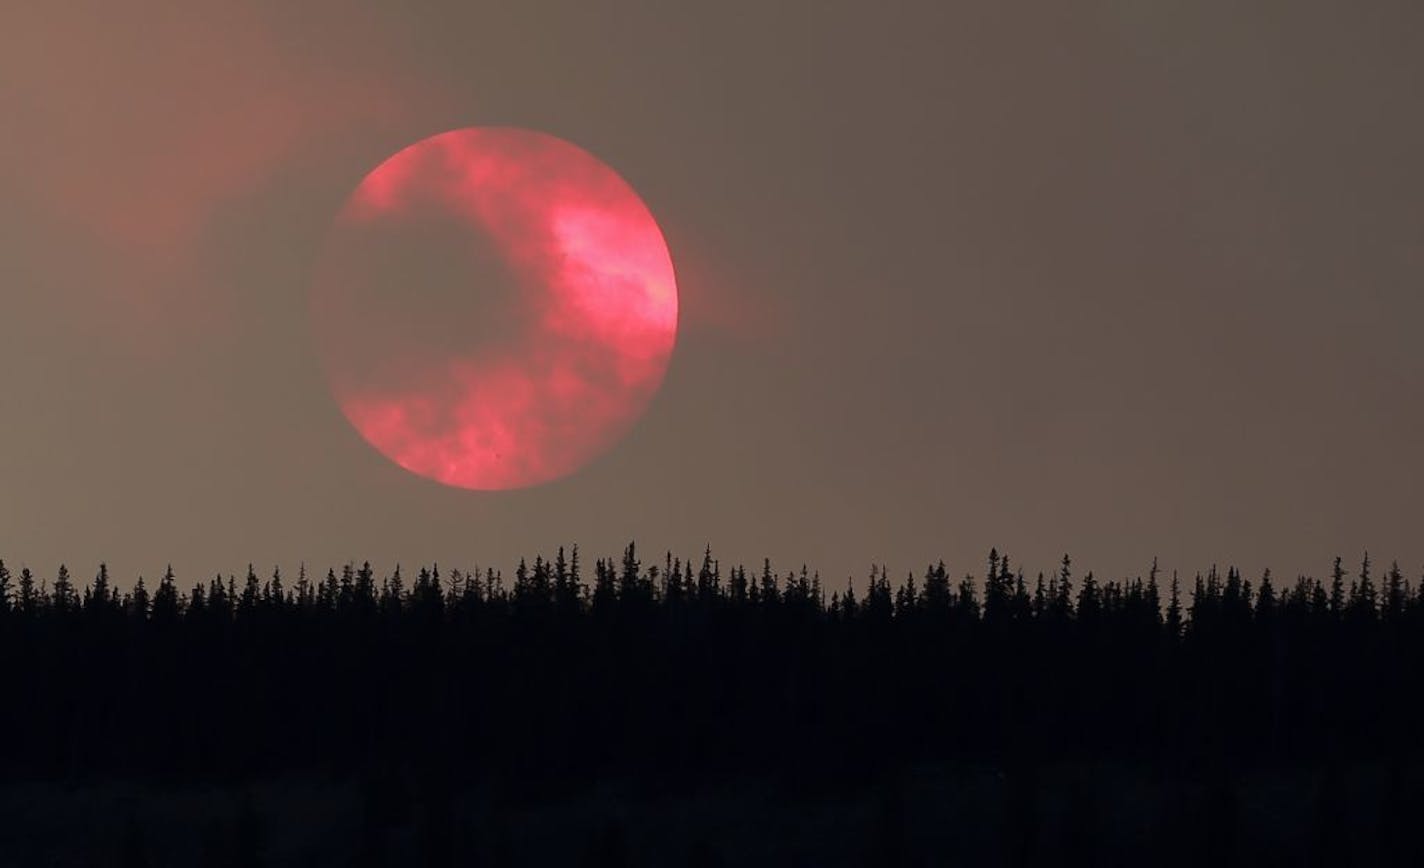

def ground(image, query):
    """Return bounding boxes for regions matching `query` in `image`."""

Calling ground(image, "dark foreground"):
[2,546,1422,864]
[2,760,1419,867]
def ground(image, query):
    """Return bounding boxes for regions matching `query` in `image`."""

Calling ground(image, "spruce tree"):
[1384,560,1407,622]
[759,559,778,606]
[1255,569,1277,621]
[152,566,179,627]
[984,548,1005,622]
[52,564,76,613]
[382,565,405,617]
[728,563,749,605]
[239,564,261,617]
[922,561,951,613]
[1329,557,1346,618]
[17,567,37,617]
[266,566,285,609]
[592,558,617,612]
[1348,551,1377,622]
[129,576,150,620]
[696,546,719,601]
[354,561,377,613]
[841,578,858,619]
[1165,572,1182,639]
[86,563,112,615]
[1052,555,1073,622]
[1077,572,1101,623]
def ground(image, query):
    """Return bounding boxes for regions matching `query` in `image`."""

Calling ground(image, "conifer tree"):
[1077,572,1101,623]
[339,563,356,612]
[865,566,894,623]
[618,543,644,603]
[554,546,581,613]
[208,575,232,622]
[239,564,261,617]
[318,568,338,611]
[1328,557,1346,618]
[1221,567,1254,631]
[513,558,532,604]
[152,566,179,626]
[984,548,1005,622]
[382,565,405,617]
[129,576,149,620]
[727,563,749,605]
[1010,568,1032,622]
[1348,551,1377,622]
[17,567,37,617]
[533,557,553,607]
[1189,573,1209,633]
[412,565,445,619]
[592,558,617,612]
[893,574,913,616]
[52,564,76,613]
[759,559,778,606]
[1255,569,1277,622]
[1310,578,1330,619]
[1384,560,1407,621]
[696,546,719,601]
[187,582,207,620]
[266,566,285,609]
[922,561,952,613]
[1165,572,1182,639]
[956,575,980,621]
[87,563,113,615]
[294,563,312,609]
[354,561,377,613]
[1143,561,1162,625]
[1051,555,1073,621]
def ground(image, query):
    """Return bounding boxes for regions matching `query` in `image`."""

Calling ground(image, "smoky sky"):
[1,0,1421,589]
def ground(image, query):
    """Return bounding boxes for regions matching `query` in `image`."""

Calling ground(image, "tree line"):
[0,545,1421,784]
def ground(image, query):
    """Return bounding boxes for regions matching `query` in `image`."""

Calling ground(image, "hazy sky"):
[2,0,1421,590]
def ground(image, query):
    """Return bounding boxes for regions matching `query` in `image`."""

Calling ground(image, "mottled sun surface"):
[311,128,678,490]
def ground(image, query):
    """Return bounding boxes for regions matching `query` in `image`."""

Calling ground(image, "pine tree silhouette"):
[1329,557,1347,619]
[128,576,149,620]
[1384,561,1407,622]
[17,566,37,616]
[1347,551,1377,623]
[0,544,1419,863]
[1051,554,1073,622]
[52,563,75,613]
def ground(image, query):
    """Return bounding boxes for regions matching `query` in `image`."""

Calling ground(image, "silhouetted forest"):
[3,546,1424,865]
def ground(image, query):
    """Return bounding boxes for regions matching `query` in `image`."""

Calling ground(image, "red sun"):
[311,127,678,490]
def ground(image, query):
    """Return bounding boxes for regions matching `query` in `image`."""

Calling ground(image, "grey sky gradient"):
[2,0,1421,589]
